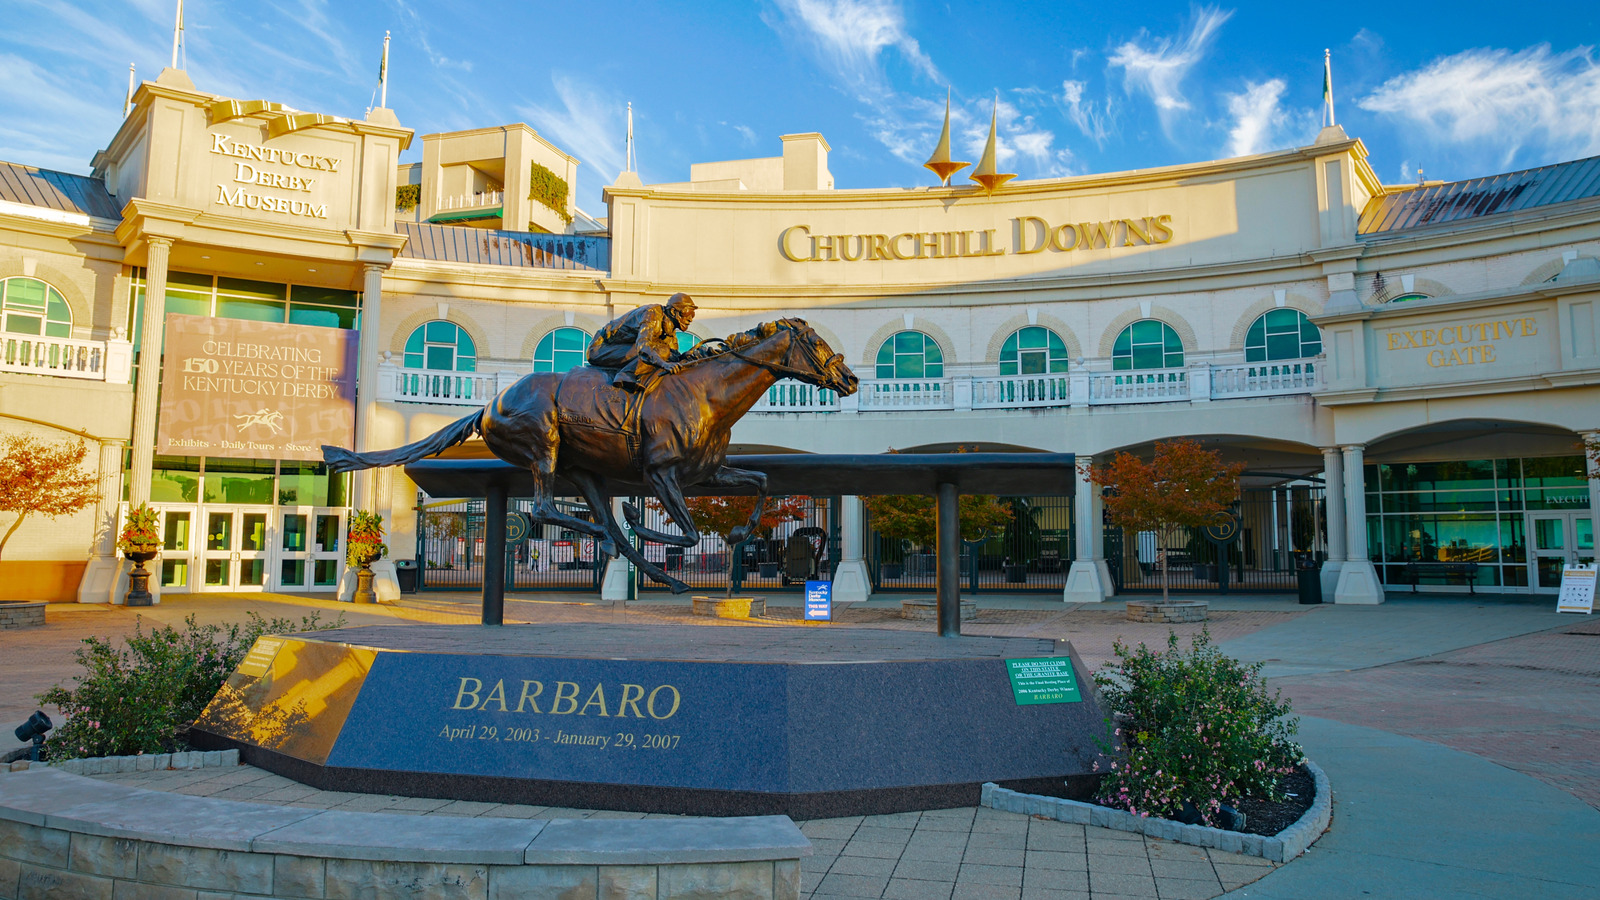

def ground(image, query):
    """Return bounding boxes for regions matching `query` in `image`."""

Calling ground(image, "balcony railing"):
[378,363,519,406]
[0,334,131,384]
[437,190,503,212]
[742,358,1322,415]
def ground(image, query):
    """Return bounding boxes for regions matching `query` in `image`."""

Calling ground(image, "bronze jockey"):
[586,293,697,392]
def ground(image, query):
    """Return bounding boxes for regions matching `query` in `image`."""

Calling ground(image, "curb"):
[982,759,1332,863]
[5,748,239,775]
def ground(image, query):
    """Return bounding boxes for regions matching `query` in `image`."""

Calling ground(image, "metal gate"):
[1107,485,1326,593]
[417,497,603,592]
[868,495,1074,593]
[636,495,837,593]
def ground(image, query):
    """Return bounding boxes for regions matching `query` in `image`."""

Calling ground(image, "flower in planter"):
[116,503,162,556]
[346,510,388,568]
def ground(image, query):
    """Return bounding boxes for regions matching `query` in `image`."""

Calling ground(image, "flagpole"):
[380,31,390,109]
[1323,49,1335,127]
[124,64,136,117]
[626,102,635,172]
[171,0,183,69]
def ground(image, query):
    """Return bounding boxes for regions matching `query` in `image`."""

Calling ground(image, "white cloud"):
[1060,79,1111,147]
[959,97,1075,178]
[1224,79,1284,156]
[1108,6,1231,137]
[1357,44,1600,169]
[519,75,627,188]
[768,0,939,97]
[733,124,758,145]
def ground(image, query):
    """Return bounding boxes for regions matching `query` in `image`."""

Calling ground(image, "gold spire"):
[923,88,969,185]
[969,94,1015,195]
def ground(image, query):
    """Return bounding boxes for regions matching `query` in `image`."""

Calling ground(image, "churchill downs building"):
[2,65,1597,606]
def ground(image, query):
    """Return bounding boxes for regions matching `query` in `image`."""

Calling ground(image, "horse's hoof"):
[622,501,643,523]
[599,539,618,558]
[666,578,690,594]
[726,527,750,545]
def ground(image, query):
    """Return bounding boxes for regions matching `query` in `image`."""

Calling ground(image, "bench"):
[1,766,808,900]
[1402,561,1480,593]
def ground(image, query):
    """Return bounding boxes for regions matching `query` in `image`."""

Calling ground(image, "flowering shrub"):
[1093,628,1301,825]
[37,612,343,760]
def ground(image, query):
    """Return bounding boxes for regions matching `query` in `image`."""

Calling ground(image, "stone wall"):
[0,602,45,629]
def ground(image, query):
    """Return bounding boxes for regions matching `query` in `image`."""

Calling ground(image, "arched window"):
[999,326,1068,375]
[875,331,944,379]
[1112,320,1183,370]
[676,331,700,354]
[1244,310,1322,362]
[2,276,72,337]
[403,321,476,372]
[1388,293,1429,303]
[533,327,590,373]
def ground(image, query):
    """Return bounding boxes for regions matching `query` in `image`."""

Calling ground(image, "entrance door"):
[200,508,270,591]
[1528,512,1596,592]
[276,508,344,592]
[156,506,197,593]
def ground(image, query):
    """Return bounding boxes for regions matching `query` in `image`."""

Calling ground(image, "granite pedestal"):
[190,623,1107,818]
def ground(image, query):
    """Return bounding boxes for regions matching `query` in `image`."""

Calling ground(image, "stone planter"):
[692,595,765,618]
[353,564,377,604]
[1125,599,1209,623]
[900,598,977,621]
[0,600,46,629]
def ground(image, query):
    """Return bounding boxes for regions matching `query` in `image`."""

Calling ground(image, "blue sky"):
[4,1,1599,214]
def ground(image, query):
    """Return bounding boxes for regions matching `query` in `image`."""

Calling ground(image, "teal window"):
[404,321,477,372]
[288,285,360,330]
[216,277,286,323]
[676,331,699,354]
[534,327,590,373]
[1112,320,1183,370]
[875,331,944,379]
[999,326,1068,375]
[1389,293,1429,303]
[1245,310,1322,362]
[2,276,73,337]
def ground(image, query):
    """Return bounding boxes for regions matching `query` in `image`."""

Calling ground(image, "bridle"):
[729,329,847,386]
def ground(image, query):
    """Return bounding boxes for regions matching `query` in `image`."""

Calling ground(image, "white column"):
[78,438,126,604]
[1319,447,1346,601]
[1334,443,1383,604]
[1065,455,1113,602]
[127,237,171,508]
[830,495,872,602]
[601,498,632,601]
[1585,432,1599,568]
[353,262,388,510]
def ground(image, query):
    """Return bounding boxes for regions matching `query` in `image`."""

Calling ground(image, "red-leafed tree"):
[0,436,100,563]
[652,495,810,597]
[1086,439,1244,603]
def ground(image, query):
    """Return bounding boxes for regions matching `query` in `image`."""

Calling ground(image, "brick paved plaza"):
[5,591,1598,899]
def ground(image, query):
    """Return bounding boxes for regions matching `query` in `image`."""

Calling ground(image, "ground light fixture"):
[13,710,52,761]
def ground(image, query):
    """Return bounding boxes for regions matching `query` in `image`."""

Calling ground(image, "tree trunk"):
[0,511,30,563]
[1160,538,1170,604]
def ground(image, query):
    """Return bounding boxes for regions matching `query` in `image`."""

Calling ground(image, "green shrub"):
[37,612,343,760]
[1093,629,1301,824]
[395,183,420,212]
[528,161,572,225]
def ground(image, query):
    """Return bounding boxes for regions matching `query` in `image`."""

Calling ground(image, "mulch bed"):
[1232,764,1316,835]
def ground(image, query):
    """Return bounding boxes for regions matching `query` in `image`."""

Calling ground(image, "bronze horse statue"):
[323,318,858,592]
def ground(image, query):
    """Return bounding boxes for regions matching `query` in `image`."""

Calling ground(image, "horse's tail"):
[322,408,484,473]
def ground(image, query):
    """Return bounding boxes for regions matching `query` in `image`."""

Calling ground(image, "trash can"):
[1296,561,1321,604]
[395,559,419,594]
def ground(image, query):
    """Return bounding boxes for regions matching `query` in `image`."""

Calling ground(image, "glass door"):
[1528,513,1596,592]
[275,508,345,592]
[308,509,345,592]
[200,508,270,591]
[155,506,196,593]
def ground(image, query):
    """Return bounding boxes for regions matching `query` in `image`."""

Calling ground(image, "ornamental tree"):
[0,436,99,564]
[862,494,1013,548]
[1086,439,1244,603]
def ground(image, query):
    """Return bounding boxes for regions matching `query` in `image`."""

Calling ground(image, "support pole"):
[483,481,507,625]
[936,481,960,637]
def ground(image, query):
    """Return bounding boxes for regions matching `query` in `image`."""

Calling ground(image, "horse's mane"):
[680,317,812,363]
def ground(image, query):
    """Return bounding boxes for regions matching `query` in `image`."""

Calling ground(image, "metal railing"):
[0,335,131,383]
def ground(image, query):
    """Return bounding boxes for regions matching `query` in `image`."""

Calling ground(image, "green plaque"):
[1004,658,1081,705]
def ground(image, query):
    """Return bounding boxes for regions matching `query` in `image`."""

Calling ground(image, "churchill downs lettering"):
[1385,317,1538,368]
[210,133,338,220]
[778,215,1174,262]
[449,677,682,719]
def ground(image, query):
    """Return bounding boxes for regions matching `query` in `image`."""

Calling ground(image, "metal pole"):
[483,480,507,626]
[936,481,960,637]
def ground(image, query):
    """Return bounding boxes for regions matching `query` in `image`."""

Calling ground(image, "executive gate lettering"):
[1385,316,1538,368]
[779,214,1174,262]
[450,677,682,719]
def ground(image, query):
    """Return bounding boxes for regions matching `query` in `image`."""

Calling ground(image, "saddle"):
[552,366,649,459]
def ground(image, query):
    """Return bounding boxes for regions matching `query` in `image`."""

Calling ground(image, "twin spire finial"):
[922,89,1015,194]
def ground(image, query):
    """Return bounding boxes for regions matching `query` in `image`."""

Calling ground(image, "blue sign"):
[804,580,832,621]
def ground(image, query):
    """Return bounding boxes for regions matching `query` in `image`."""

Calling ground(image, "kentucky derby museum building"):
[2,64,1597,605]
